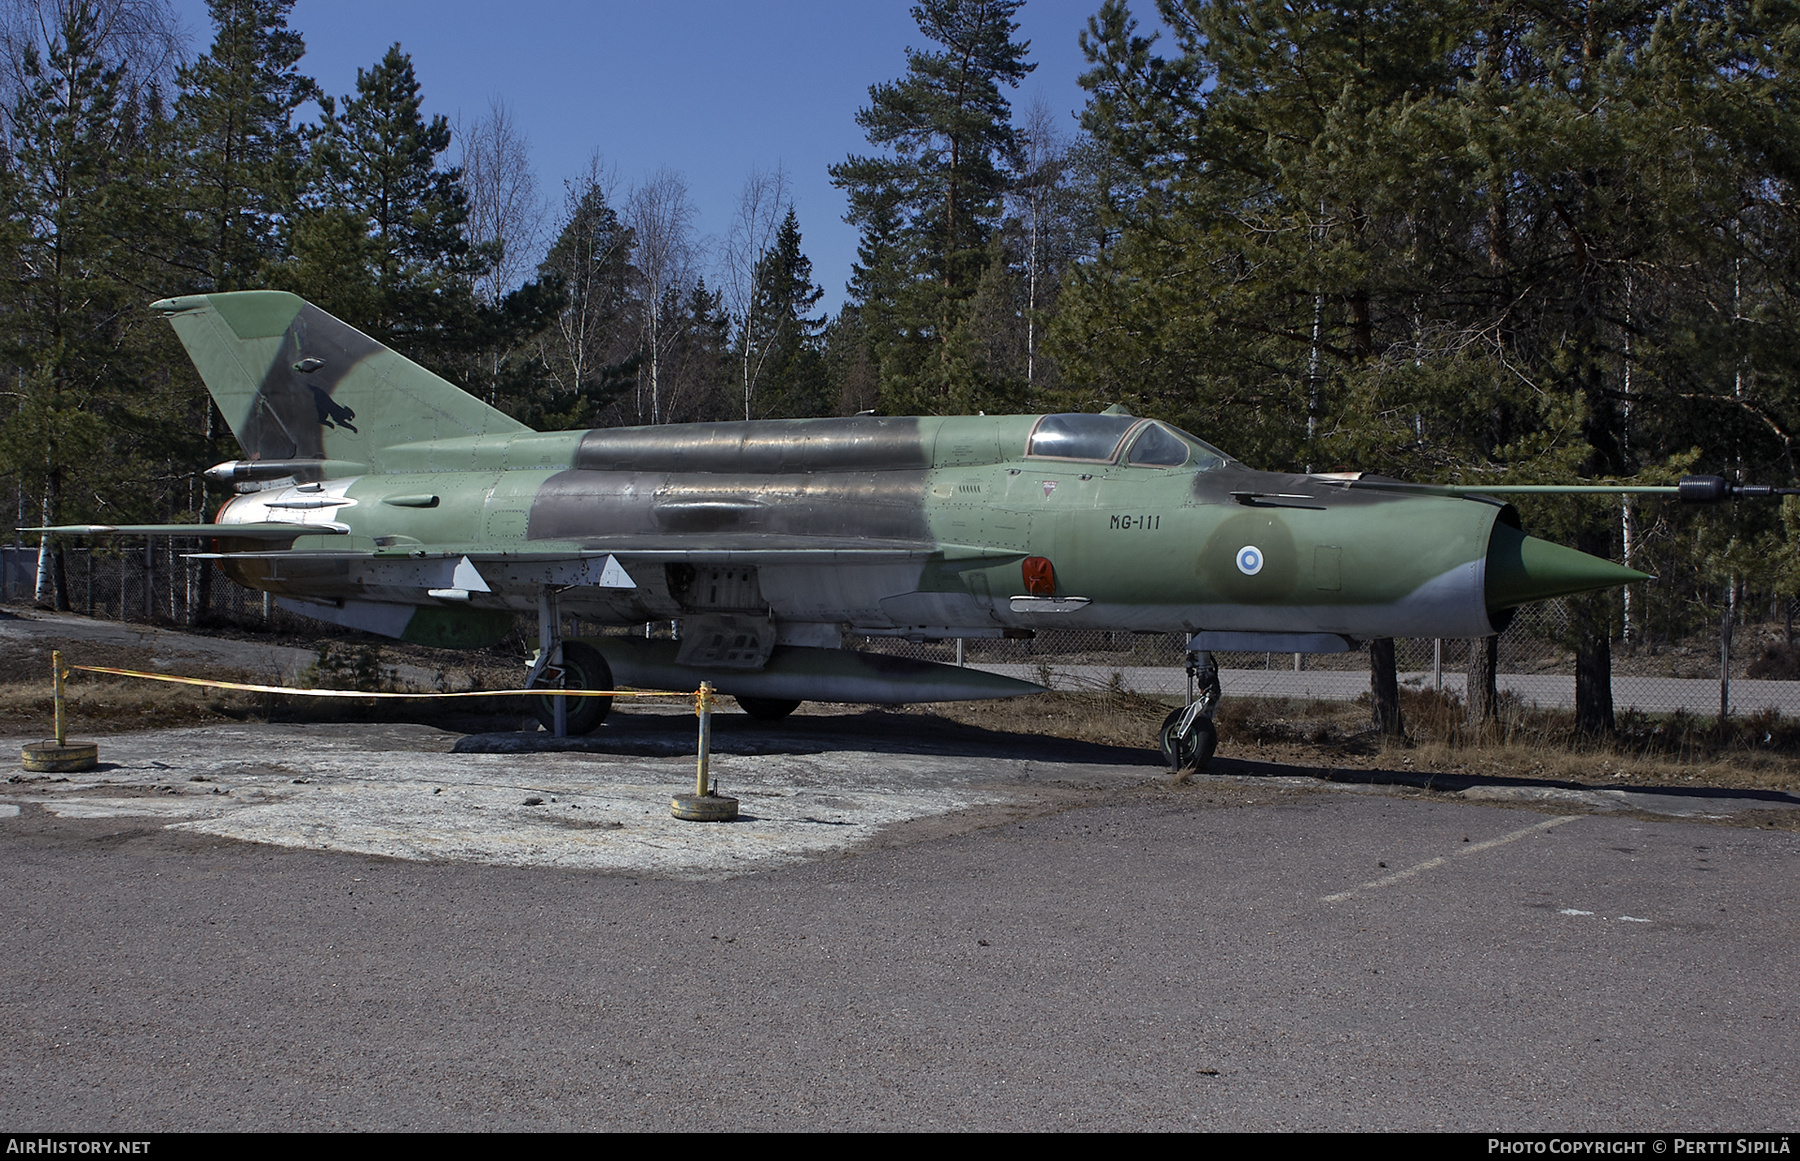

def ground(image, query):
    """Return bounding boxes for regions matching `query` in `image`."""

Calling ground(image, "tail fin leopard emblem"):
[309,384,357,433]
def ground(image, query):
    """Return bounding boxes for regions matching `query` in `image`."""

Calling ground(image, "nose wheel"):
[1160,704,1218,771]
[1163,648,1221,773]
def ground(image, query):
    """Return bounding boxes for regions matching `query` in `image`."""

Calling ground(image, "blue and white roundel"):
[1235,545,1264,576]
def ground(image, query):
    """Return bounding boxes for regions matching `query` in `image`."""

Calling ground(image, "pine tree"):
[172,0,314,293]
[830,0,1033,414]
[161,0,318,617]
[527,178,640,430]
[662,278,732,423]
[0,4,175,601]
[739,208,826,418]
[1059,0,1800,735]
[277,44,487,359]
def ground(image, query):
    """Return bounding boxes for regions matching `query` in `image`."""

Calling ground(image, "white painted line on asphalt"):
[0,804,18,818]
[1322,814,1580,903]
[1560,908,1595,916]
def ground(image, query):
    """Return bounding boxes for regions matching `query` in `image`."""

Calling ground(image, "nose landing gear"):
[1161,648,1221,773]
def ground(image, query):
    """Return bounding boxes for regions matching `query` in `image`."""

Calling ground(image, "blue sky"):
[165,0,1118,313]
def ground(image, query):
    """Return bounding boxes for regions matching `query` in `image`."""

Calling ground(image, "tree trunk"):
[1370,637,1403,739]
[194,401,220,625]
[1573,526,1616,737]
[34,484,55,607]
[194,545,213,624]
[1575,629,1614,737]
[1466,635,1499,731]
[52,545,70,612]
[33,539,53,608]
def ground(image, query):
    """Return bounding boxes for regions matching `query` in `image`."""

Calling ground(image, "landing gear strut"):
[526,588,613,736]
[1160,648,1221,773]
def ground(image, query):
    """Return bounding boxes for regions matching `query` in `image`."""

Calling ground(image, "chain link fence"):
[857,602,1800,718]
[1,542,318,634]
[6,541,1794,718]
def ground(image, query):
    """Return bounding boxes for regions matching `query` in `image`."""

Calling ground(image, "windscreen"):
[1128,422,1231,471]
[1126,423,1190,466]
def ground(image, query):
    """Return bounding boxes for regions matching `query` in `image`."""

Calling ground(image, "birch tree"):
[624,169,696,424]
[721,164,789,420]
[528,157,638,429]
[459,96,543,304]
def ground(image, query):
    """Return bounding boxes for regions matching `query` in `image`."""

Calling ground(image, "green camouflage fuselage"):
[212,416,1515,643]
[134,291,1635,680]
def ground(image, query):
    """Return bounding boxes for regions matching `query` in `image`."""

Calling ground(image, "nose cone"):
[1485,522,1650,611]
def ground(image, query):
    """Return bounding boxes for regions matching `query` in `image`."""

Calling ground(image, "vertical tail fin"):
[151,291,531,467]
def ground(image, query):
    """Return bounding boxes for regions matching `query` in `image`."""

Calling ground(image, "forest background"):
[6,0,1800,734]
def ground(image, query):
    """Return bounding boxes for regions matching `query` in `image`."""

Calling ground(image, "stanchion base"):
[22,741,99,773]
[671,793,739,822]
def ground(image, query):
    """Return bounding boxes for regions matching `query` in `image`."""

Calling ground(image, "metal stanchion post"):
[696,683,713,796]
[671,682,737,820]
[22,649,97,772]
[53,649,65,745]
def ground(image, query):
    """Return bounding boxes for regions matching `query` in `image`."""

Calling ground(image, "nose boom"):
[1484,521,1650,612]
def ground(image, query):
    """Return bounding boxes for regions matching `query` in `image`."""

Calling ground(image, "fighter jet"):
[37,291,1741,765]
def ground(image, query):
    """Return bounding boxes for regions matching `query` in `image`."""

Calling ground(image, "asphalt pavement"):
[3,712,1796,1131]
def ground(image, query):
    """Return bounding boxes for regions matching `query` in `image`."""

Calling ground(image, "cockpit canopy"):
[1026,413,1231,470]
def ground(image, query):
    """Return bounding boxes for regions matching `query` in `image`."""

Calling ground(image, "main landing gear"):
[1160,648,1221,773]
[526,588,613,736]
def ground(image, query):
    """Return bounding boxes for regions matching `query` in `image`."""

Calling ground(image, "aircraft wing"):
[30,522,349,539]
[187,535,1023,566]
[180,537,1026,596]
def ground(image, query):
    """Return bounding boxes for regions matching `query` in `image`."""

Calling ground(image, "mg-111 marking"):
[1110,514,1162,531]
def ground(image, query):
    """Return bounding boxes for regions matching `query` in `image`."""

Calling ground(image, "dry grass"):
[8,619,1800,798]
[0,679,265,734]
[0,633,531,735]
[916,684,1800,797]
[921,686,1175,751]
[0,674,538,735]
[0,639,257,733]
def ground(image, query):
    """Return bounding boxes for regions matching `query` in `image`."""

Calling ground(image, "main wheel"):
[1159,706,1218,772]
[736,696,802,721]
[532,641,613,735]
